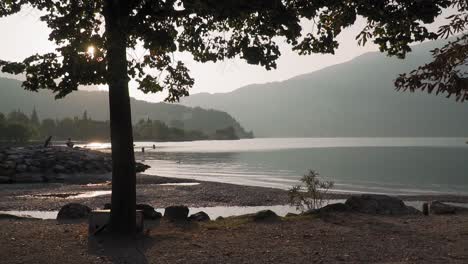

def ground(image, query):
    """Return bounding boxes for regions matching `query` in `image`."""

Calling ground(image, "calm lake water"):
[87,138,468,195]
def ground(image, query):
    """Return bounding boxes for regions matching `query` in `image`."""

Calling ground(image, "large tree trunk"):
[104,0,136,234]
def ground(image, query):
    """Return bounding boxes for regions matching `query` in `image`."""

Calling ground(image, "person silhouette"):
[66,138,74,148]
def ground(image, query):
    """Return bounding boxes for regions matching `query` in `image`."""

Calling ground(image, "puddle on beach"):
[3,200,467,220]
[0,205,302,220]
[157,183,200,186]
[22,191,111,199]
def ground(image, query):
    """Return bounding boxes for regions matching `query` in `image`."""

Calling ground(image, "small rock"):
[189,211,211,222]
[13,173,44,183]
[3,161,16,169]
[57,203,91,220]
[16,164,28,173]
[136,204,162,220]
[253,210,279,222]
[0,176,11,183]
[28,166,41,173]
[0,167,15,176]
[53,165,66,173]
[164,205,189,221]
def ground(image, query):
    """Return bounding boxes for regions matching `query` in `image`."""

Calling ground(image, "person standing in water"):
[66,138,74,148]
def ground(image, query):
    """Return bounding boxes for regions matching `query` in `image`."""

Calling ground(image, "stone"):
[53,165,66,173]
[189,211,211,222]
[0,167,15,176]
[13,173,44,183]
[136,163,150,173]
[28,166,41,173]
[16,164,28,173]
[253,210,279,222]
[345,194,419,215]
[3,161,16,169]
[164,206,189,221]
[103,203,161,220]
[0,176,11,183]
[136,204,162,220]
[318,203,352,214]
[285,213,299,217]
[57,203,91,220]
[429,201,468,215]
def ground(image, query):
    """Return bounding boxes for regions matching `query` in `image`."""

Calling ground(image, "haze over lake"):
[93,138,468,196]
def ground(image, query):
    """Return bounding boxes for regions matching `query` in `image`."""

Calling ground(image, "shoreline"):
[1,173,468,212]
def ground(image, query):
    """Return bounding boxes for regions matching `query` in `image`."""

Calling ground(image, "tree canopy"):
[0,0,455,100]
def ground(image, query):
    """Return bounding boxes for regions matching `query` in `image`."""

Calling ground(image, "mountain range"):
[0,78,252,138]
[181,39,468,137]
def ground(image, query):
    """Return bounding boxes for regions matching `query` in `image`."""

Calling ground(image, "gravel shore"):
[0,213,467,263]
[1,173,468,212]
[1,174,468,263]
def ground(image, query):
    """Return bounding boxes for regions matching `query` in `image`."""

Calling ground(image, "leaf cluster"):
[395,0,468,101]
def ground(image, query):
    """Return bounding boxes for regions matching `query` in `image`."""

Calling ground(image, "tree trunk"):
[104,0,136,235]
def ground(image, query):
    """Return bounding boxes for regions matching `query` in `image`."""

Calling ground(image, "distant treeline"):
[0,109,246,142]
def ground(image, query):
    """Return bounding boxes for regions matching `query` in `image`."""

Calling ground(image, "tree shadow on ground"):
[87,219,199,263]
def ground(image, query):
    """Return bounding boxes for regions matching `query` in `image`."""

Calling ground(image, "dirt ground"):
[0,213,467,264]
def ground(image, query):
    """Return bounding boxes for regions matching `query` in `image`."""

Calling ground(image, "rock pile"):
[0,146,150,183]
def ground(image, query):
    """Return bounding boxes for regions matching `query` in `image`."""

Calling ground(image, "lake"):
[86,138,468,195]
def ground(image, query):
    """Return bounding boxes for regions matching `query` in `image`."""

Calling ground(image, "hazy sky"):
[0,8,451,103]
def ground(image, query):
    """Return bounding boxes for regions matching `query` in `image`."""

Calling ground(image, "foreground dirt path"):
[1,213,467,264]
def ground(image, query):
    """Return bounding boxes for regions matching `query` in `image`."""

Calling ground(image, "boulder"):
[164,205,189,221]
[136,163,150,173]
[13,173,44,183]
[3,161,16,169]
[253,210,280,222]
[53,165,66,173]
[136,204,162,220]
[0,167,15,177]
[345,194,419,215]
[57,203,91,220]
[189,211,211,222]
[16,164,28,173]
[318,203,352,214]
[0,176,11,183]
[28,166,41,173]
[285,213,299,217]
[430,201,467,215]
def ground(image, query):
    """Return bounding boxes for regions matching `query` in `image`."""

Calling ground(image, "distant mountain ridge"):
[181,39,468,137]
[0,78,252,138]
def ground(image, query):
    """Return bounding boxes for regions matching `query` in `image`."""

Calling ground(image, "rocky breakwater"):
[0,146,150,183]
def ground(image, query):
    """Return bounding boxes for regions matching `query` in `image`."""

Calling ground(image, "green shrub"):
[288,170,334,213]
